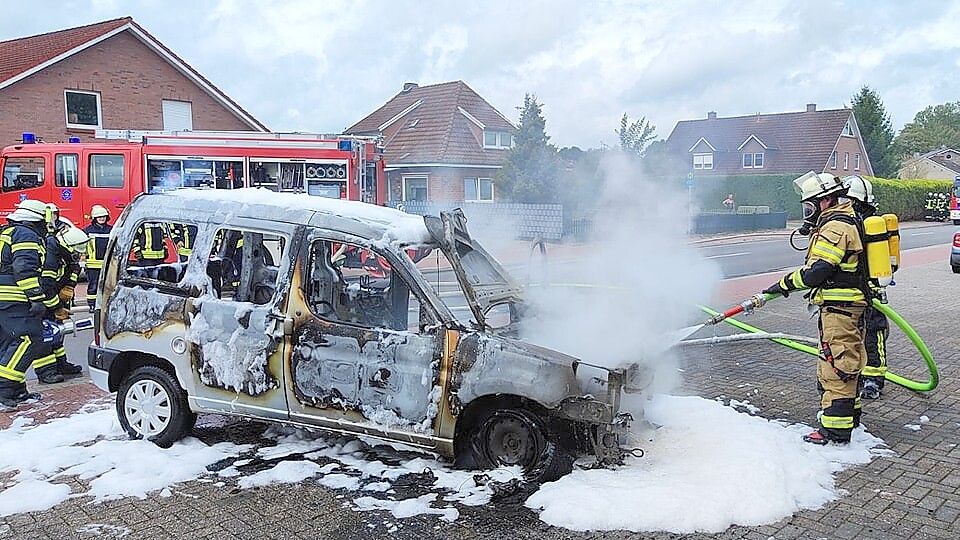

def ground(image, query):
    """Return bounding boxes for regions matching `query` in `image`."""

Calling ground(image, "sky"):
[2,0,959,148]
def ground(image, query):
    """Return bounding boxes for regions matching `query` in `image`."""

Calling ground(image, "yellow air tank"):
[883,213,900,271]
[863,215,892,286]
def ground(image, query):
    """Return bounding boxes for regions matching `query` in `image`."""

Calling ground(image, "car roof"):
[127,188,432,245]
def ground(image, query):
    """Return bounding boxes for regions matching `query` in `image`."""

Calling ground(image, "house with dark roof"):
[0,17,266,146]
[898,148,960,180]
[345,81,515,203]
[663,104,873,178]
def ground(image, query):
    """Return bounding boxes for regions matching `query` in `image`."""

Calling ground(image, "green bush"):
[867,177,952,220]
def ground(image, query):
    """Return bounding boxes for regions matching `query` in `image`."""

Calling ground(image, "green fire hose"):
[698,296,939,392]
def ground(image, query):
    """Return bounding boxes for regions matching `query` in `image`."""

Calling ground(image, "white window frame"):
[402,175,429,201]
[161,99,194,131]
[483,131,513,149]
[842,121,854,136]
[753,152,763,168]
[464,177,495,202]
[742,153,753,168]
[844,152,849,170]
[693,153,713,170]
[830,151,837,169]
[64,89,102,130]
[854,153,861,171]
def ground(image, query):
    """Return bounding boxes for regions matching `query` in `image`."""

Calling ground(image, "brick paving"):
[1,259,958,539]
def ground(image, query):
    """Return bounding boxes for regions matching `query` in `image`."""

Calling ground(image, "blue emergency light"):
[68,136,81,143]
[338,140,353,152]
[21,132,36,144]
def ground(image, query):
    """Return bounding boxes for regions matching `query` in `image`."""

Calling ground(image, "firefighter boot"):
[58,359,83,376]
[36,367,64,384]
[860,378,881,400]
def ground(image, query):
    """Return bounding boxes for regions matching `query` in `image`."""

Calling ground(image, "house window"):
[464,177,494,201]
[854,153,860,171]
[844,152,849,170]
[162,100,193,131]
[64,90,101,129]
[842,121,853,136]
[88,154,125,188]
[402,176,428,201]
[693,153,713,170]
[483,131,513,149]
[55,154,79,187]
[742,153,763,168]
[830,151,837,169]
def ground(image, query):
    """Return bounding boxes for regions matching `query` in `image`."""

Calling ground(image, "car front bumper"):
[87,345,119,392]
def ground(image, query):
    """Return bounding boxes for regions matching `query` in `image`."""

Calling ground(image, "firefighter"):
[38,225,88,380]
[84,205,112,312]
[843,175,888,400]
[167,222,198,263]
[763,172,867,445]
[0,200,61,406]
[131,221,168,266]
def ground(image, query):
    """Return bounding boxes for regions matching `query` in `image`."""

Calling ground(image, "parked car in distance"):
[87,188,646,481]
[951,232,960,273]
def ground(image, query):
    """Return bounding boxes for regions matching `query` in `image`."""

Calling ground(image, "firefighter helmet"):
[842,175,875,205]
[58,226,89,253]
[7,199,48,222]
[793,171,847,202]
[90,205,110,219]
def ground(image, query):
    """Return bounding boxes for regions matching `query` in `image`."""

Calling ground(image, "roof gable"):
[345,80,514,166]
[0,17,266,131]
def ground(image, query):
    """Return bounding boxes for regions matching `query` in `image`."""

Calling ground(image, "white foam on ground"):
[525,395,890,533]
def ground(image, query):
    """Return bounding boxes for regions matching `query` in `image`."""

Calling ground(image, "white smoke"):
[518,152,721,394]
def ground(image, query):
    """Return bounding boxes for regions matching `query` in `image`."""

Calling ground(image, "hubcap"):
[124,379,171,437]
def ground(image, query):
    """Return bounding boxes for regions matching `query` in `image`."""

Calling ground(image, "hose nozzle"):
[704,292,771,326]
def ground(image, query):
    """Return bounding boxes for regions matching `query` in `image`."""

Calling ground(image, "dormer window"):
[842,121,853,136]
[742,152,764,168]
[693,153,713,170]
[483,131,513,149]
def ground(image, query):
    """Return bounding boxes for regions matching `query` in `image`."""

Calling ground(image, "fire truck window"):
[147,159,183,193]
[306,240,423,332]
[2,157,45,192]
[214,161,244,189]
[88,154,125,188]
[55,154,79,188]
[207,228,285,305]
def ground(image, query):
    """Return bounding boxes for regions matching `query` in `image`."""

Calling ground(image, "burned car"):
[87,189,640,480]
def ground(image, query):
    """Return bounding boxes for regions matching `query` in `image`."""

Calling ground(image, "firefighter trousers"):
[0,310,48,398]
[85,267,100,309]
[816,305,867,443]
[860,306,888,389]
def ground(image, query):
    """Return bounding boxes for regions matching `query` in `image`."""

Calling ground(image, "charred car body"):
[88,189,641,480]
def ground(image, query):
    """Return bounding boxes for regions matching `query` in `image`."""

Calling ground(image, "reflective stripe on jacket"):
[0,224,58,308]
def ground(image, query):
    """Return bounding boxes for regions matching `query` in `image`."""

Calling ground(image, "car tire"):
[462,408,574,483]
[117,365,195,448]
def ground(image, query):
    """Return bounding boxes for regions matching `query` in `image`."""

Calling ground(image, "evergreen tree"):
[496,94,560,203]
[617,113,656,159]
[850,86,898,177]
[892,101,960,158]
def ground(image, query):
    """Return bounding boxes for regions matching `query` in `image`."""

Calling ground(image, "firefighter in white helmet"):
[84,205,112,312]
[763,172,868,445]
[36,225,89,382]
[842,175,888,400]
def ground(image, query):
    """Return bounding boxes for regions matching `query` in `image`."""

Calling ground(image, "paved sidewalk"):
[1,259,957,539]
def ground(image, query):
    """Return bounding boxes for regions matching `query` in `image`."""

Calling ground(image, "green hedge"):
[867,177,952,220]
[653,174,953,221]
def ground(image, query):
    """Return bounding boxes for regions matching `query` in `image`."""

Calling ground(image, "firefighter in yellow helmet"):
[843,175,889,400]
[0,200,61,407]
[84,205,112,312]
[763,172,868,445]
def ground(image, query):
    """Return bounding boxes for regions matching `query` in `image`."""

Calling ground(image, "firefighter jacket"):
[167,223,198,257]
[776,201,867,306]
[84,221,112,269]
[0,223,60,311]
[132,222,168,261]
[41,235,80,295]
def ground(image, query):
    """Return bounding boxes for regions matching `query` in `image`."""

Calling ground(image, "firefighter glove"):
[53,308,71,321]
[763,282,789,298]
[59,285,75,303]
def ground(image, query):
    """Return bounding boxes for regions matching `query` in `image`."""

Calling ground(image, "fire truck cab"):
[0,130,387,226]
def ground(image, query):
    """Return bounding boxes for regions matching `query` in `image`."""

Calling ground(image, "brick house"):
[345,81,514,203]
[897,148,960,180]
[663,104,873,177]
[0,17,266,146]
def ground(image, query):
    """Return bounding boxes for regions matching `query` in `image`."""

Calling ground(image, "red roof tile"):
[0,17,131,83]
[346,81,513,166]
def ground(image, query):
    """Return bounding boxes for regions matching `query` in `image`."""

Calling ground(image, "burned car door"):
[186,222,295,420]
[286,235,444,437]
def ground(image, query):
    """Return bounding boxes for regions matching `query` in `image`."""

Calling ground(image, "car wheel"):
[463,408,573,482]
[117,365,195,448]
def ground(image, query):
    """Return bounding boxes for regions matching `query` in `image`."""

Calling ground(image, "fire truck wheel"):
[117,365,196,448]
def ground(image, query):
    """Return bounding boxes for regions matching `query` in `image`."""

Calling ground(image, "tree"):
[496,94,561,203]
[850,86,899,177]
[892,101,960,159]
[616,113,656,158]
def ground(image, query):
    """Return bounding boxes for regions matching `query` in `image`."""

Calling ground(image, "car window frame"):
[117,219,198,295]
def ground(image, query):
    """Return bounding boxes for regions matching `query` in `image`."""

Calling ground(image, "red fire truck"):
[0,130,387,225]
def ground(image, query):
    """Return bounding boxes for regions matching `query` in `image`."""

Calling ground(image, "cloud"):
[2,0,960,146]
